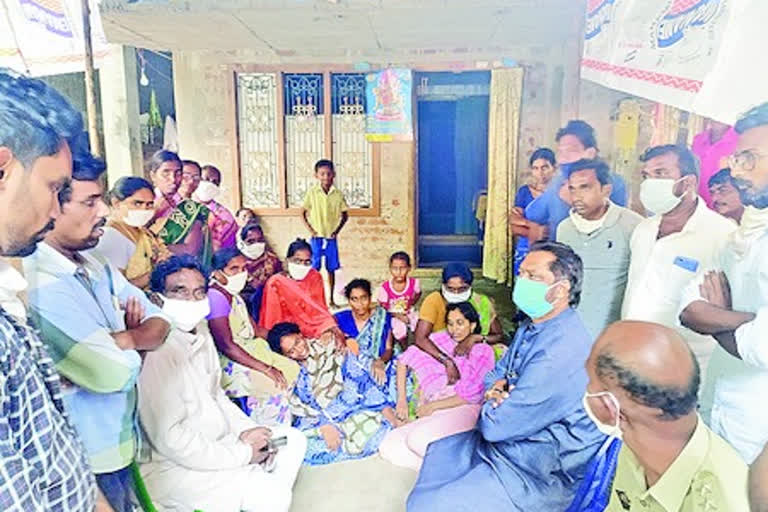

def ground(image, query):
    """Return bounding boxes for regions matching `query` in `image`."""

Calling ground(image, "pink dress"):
[376,277,421,340]
[378,331,495,471]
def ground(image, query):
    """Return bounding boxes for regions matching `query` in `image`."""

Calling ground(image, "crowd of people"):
[1,68,768,512]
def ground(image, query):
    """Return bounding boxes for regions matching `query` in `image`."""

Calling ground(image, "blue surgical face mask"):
[513,278,562,319]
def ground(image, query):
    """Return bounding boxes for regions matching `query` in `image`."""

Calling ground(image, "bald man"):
[583,321,749,511]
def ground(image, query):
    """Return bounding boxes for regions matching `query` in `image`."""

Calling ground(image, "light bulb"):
[140,68,149,87]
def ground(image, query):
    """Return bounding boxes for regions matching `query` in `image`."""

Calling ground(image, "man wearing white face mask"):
[557,159,642,338]
[140,255,306,511]
[583,321,748,511]
[622,145,735,385]
[97,176,171,290]
[192,164,238,251]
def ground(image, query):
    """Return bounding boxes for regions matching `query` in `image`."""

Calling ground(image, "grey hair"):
[595,350,699,420]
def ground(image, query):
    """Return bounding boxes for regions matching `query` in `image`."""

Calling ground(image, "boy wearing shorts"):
[301,159,349,307]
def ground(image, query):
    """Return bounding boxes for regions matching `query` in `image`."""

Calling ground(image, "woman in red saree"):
[259,238,343,341]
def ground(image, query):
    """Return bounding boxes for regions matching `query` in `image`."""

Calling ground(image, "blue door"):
[417,71,490,267]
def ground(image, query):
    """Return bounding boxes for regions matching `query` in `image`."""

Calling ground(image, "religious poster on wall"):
[365,68,413,142]
[581,0,729,114]
[0,0,109,76]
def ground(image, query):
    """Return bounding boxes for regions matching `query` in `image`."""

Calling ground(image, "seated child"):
[375,251,421,345]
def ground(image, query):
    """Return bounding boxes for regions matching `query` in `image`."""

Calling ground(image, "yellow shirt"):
[607,417,749,512]
[302,184,348,238]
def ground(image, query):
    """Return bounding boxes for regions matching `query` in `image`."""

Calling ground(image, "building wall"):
[171,47,569,282]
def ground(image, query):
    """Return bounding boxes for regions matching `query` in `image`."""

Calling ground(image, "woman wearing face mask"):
[413,262,505,384]
[379,302,495,470]
[97,177,171,290]
[237,223,282,320]
[334,279,394,387]
[259,239,344,346]
[193,165,238,252]
[208,248,299,425]
[267,322,397,465]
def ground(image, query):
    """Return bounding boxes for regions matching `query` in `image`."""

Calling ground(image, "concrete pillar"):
[99,44,143,184]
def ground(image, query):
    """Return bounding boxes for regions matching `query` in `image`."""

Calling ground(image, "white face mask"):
[442,285,472,304]
[123,209,155,228]
[639,178,686,215]
[193,181,220,203]
[569,204,609,234]
[288,262,312,281]
[161,295,210,332]
[237,237,266,260]
[582,391,623,439]
[220,271,248,295]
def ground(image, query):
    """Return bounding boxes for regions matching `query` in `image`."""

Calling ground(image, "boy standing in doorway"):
[301,159,349,308]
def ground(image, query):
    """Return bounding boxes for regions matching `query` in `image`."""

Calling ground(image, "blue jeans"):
[96,466,134,512]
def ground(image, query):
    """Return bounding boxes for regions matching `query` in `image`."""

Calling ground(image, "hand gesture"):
[700,271,732,310]
[444,358,461,385]
[265,366,288,390]
[395,400,409,426]
[319,424,342,451]
[124,296,145,330]
[371,359,387,387]
[416,402,435,419]
[454,334,482,357]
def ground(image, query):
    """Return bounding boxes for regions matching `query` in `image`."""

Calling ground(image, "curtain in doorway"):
[482,68,523,285]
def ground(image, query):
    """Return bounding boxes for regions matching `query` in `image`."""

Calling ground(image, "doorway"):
[416,71,490,268]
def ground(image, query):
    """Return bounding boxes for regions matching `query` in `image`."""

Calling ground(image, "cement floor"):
[290,456,418,512]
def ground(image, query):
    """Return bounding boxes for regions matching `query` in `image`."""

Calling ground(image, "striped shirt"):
[23,243,167,474]
[0,262,95,510]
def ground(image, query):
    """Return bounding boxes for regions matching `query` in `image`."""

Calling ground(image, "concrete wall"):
[171,47,569,282]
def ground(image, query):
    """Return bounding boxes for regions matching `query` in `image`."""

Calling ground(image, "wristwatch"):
[482,335,488,344]
[437,352,450,365]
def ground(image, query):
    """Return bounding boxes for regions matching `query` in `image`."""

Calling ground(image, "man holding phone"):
[137,255,306,512]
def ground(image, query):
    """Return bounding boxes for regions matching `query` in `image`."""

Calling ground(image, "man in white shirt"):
[680,103,768,463]
[139,255,306,512]
[622,144,736,385]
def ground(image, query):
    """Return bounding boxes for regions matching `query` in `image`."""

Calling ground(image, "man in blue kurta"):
[407,241,604,511]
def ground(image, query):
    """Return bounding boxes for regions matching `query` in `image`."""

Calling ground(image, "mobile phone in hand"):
[270,435,288,449]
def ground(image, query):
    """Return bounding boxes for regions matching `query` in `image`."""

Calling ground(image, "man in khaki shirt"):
[583,321,749,511]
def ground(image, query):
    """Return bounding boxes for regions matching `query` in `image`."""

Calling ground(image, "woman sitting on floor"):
[334,278,395,388]
[208,248,298,425]
[259,238,344,343]
[237,223,282,321]
[97,177,170,290]
[413,262,505,382]
[267,322,397,466]
[379,302,495,470]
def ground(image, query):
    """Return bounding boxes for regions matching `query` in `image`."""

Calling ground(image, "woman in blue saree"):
[334,278,395,388]
[267,322,397,465]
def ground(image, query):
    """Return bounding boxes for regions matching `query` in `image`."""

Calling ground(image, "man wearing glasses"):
[681,102,768,464]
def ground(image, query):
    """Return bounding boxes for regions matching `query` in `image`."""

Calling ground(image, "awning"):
[0,0,108,77]
[581,0,768,124]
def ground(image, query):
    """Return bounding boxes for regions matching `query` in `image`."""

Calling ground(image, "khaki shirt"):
[607,417,749,511]
[302,184,348,238]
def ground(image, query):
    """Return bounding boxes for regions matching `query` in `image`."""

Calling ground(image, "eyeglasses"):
[729,150,768,172]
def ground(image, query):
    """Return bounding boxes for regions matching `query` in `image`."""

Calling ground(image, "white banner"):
[0,0,108,77]
[581,0,767,124]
